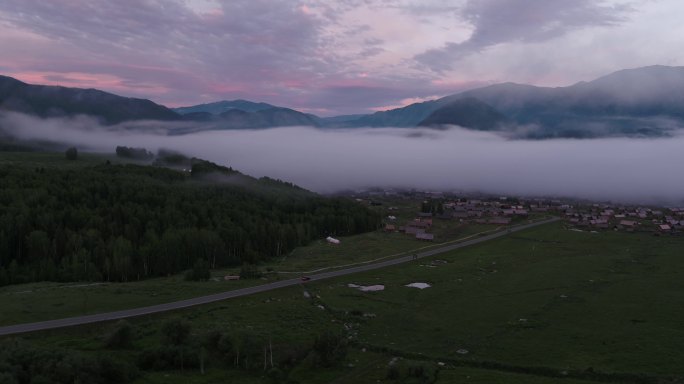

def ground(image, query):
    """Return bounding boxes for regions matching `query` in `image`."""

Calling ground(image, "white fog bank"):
[3,112,684,204]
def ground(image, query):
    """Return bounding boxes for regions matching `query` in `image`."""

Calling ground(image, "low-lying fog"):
[3,112,684,204]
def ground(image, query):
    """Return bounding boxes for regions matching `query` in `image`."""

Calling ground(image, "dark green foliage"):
[184,258,211,281]
[408,364,426,378]
[382,360,437,384]
[311,331,347,367]
[266,367,286,383]
[161,318,192,346]
[105,320,135,349]
[0,338,138,384]
[0,161,380,286]
[153,149,191,166]
[386,365,400,380]
[115,146,153,160]
[137,345,200,371]
[239,264,262,279]
[420,199,444,214]
[64,147,78,160]
[190,159,238,178]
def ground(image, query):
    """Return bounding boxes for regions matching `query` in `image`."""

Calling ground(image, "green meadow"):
[8,221,684,383]
[0,223,503,326]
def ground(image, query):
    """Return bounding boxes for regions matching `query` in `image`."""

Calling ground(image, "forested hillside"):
[0,160,380,286]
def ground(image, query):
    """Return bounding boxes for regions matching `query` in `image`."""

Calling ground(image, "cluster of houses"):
[562,204,684,233]
[384,214,435,241]
[356,189,684,238]
[438,199,530,225]
[382,197,536,241]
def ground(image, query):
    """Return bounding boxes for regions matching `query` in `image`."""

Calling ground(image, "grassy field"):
[266,222,497,273]
[0,154,516,326]
[0,222,505,326]
[7,150,679,382]
[0,273,268,326]
[436,367,599,384]
[310,222,684,378]
[8,222,684,383]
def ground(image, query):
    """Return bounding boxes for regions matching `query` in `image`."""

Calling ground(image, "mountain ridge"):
[3,65,684,137]
[0,75,181,124]
[173,99,277,115]
[343,65,684,137]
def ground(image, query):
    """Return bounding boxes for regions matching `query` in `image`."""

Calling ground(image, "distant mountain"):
[5,66,684,138]
[0,77,321,130]
[0,75,180,124]
[348,101,436,127]
[345,65,684,137]
[218,107,319,128]
[175,99,321,129]
[173,100,277,115]
[170,107,320,133]
[418,97,508,130]
[458,66,684,121]
[318,114,368,127]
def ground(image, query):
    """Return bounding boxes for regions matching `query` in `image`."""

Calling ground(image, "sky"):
[0,0,683,116]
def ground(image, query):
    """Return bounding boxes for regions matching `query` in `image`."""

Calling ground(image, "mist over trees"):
[115,146,154,160]
[0,161,380,286]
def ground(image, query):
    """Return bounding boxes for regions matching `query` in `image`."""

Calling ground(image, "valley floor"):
[5,221,684,383]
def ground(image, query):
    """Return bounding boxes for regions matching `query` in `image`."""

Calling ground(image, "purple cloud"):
[416,0,632,72]
[0,0,667,116]
[0,1,336,104]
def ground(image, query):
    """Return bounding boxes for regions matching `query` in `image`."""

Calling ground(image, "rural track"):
[0,217,560,336]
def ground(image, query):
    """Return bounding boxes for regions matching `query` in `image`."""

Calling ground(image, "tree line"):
[0,160,380,286]
[0,317,349,384]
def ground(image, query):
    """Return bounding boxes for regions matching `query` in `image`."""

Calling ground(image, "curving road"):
[0,217,559,336]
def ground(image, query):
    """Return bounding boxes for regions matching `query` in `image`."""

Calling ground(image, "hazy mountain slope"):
[318,114,368,127]
[175,100,321,128]
[346,65,684,137]
[217,107,320,128]
[418,97,509,130]
[0,75,181,124]
[173,99,277,115]
[350,101,438,127]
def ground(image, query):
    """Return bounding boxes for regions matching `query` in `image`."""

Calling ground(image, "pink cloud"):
[369,96,443,112]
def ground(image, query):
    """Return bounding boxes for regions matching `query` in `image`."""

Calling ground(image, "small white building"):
[326,236,341,244]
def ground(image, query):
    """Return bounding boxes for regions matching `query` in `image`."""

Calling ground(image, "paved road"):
[0,217,559,336]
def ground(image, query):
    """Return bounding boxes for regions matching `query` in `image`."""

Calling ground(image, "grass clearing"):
[268,222,496,273]
[0,222,513,326]
[310,222,684,377]
[8,222,684,383]
[0,173,518,326]
[437,367,599,383]
[0,273,268,326]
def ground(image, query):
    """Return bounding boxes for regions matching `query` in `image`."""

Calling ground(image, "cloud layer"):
[416,0,631,71]
[0,1,682,115]
[3,112,684,204]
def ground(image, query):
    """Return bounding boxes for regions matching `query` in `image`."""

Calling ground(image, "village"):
[352,189,684,242]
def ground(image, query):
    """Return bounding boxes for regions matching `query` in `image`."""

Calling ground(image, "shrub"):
[65,147,78,160]
[184,259,211,281]
[239,264,262,279]
[161,318,191,346]
[105,320,135,349]
[386,365,400,380]
[311,331,347,367]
